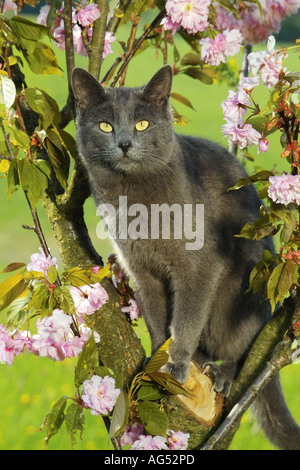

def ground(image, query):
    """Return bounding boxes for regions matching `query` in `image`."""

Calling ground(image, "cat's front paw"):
[203,362,232,397]
[161,361,190,384]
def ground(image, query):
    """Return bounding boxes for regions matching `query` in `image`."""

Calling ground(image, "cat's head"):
[72,66,175,175]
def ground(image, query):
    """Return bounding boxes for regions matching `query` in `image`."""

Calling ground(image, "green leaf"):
[137,383,164,401]
[44,134,70,189]
[281,211,297,244]
[183,67,213,84]
[35,159,52,179]
[214,0,240,16]
[145,338,170,374]
[0,75,16,110]
[109,391,130,440]
[181,53,202,66]
[228,170,274,191]
[0,271,27,311]
[236,215,279,241]
[62,266,109,288]
[6,157,19,200]
[44,397,67,445]
[170,92,195,110]
[46,265,58,284]
[21,40,62,76]
[267,261,294,312]
[147,371,194,397]
[10,127,30,149]
[137,401,169,437]
[65,403,85,448]
[1,262,26,273]
[25,87,60,130]
[10,16,50,41]
[26,284,50,311]
[248,260,269,295]
[6,294,33,330]
[75,333,99,388]
[17,158,48,208]
[53,286,76,315]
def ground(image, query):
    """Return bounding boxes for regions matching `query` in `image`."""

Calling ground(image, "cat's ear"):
[143,65,173,107]
[72,67,106,113]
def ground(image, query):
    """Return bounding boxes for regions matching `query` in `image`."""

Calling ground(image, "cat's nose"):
[118,139,132,154]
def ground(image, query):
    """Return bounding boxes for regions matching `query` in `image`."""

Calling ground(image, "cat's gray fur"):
[72,65,300,449]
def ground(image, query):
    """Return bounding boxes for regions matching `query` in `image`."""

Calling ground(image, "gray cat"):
[72,65,300,449]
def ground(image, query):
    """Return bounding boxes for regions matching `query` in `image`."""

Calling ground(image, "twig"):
[119,14,141,87]
[25,194,52,259]
[0,121,15,161]
[201,337,299,450]
[228,43,252,157]
[110,7,166,88]
[106,0,132,34]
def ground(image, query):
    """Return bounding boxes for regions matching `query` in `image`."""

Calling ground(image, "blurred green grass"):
[0,14,300,450]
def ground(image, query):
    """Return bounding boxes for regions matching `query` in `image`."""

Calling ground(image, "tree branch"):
[110,7,166,87]
[59,0,76,129]
[201,336,299,450]
[88,0,109,80]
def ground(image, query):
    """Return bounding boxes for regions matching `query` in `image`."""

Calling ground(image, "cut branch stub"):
[163,361,224,449]
[176,361,224,427]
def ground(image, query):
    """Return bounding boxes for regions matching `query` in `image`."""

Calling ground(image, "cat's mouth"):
[115,150,140,171]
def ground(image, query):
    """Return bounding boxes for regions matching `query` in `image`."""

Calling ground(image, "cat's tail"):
[251,374,300,450]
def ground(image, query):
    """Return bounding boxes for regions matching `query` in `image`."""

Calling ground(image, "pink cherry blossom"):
[39,2,116,58]
[103,32,117,59]
[268,174,300,205]
[31,309,73,361]
[222,122,261,149]
[70,283,109,319]
[215,0,300,45]
[284,0,300,16]
[0,326,15,365]
[164,0,211,35]
[36,4,51,26]
[31,310,98,361]
[200,34,227,66]
[31,335,66,361]
[167,430,189,450]
[120,423,145,447]
[10,330,32,356]
[221,89,249,125]
[0,325,32,365]
[36,309,73,343]
[27,248,58,279]
[77,3,100,27]
[3,0,17,15]
[121,299,140,321]
[53,22,66,50]
[258,137,269,154]
[81,375,120,415]
[200,29,243,66]
[222,29,243,57]
[248,36,286,89]
[131,434,169,450]
[62,324,100,358]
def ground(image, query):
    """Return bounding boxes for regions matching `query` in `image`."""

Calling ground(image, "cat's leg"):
[134,273,170,356]
[161,269,223,384]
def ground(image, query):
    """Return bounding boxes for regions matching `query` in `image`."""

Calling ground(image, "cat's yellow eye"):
[135,120,149,132]
[100,122,113,133]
